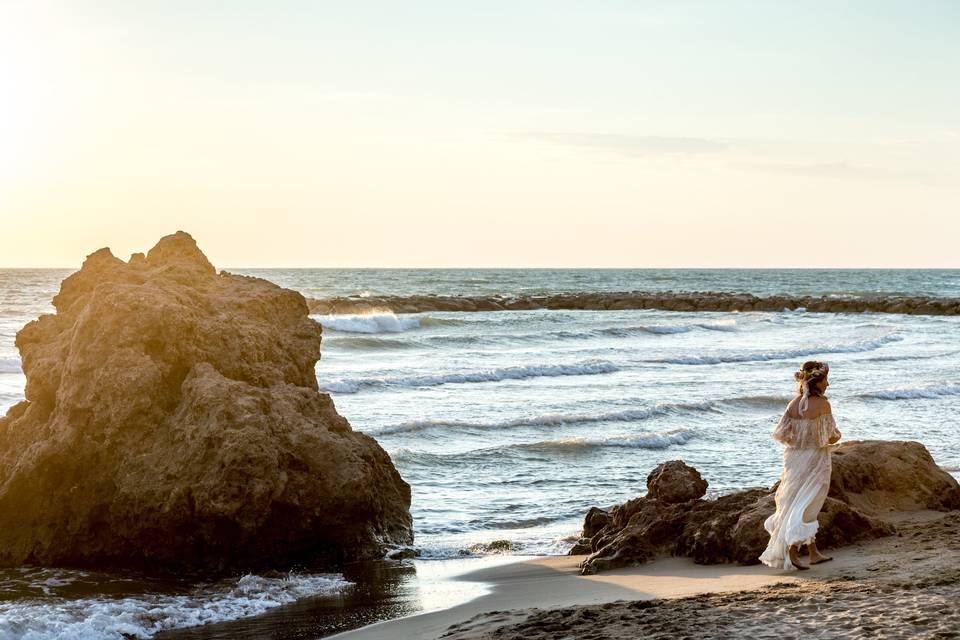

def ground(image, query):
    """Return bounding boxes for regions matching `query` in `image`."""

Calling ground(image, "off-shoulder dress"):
[758,412,841,570]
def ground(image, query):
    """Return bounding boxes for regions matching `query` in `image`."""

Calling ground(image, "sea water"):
[0,269,958,638]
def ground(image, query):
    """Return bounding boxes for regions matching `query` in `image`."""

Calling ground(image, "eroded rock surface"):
[573,441,956,574]
[0,231,413,574]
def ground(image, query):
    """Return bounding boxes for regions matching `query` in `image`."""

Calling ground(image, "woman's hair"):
[794,360,829,397]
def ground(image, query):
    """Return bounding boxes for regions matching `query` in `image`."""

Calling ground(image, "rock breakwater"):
[307,292,960,316]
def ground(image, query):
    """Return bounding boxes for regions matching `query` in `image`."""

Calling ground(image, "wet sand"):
[333,510,959,640]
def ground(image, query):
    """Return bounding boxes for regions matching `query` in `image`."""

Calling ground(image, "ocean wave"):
[858,350,959,363]
[651,332,902,365]
[372,401,715,436]
[0,357,21,374]
[390,429,697,470]
[597,324,691,336]
[0,572,350,640]
[317,313,421,334]
[323,336,416,351]
[719,394,792,409]
[855,383,960,401]
[321,359,619,394]
[695,320,739,332]
[514,429,697,452]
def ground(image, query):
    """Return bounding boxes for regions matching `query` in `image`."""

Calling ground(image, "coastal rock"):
[646,460,708,504]
[0,231,413,574]
[575,441,954,574]
[583,506,612,538]
[828,440,960,514]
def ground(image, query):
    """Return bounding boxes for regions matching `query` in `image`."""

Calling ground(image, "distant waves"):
[648,332,903,365]
[321,359,619,393]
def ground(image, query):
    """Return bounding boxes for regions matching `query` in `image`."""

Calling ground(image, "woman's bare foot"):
[808,541,832,564]
[789,545,809,570]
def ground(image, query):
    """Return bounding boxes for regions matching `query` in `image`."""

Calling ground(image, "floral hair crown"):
[794,362,829,382]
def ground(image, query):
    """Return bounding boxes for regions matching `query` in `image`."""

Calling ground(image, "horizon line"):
[2,265,960,271]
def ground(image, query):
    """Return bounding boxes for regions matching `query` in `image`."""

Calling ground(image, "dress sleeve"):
[822,414,841,446]
[772,415,794,445]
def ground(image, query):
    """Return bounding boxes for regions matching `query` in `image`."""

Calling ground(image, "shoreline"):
[330,509,958,640]
[306,291,960,316]
[326,554,805,640]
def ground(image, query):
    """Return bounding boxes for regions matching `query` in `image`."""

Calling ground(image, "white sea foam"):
[0,357,21,374]
[857,383,960,401]
[0,572,350,640]
[653,333,902,365]
[317,313,421,334]
[321,359,619,394]
[372,402,715,436]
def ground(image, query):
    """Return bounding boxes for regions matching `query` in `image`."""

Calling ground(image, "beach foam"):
[317,312,421,334]
[0,572,350,640]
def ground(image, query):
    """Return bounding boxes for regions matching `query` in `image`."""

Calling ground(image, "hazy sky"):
[1,1,958,267]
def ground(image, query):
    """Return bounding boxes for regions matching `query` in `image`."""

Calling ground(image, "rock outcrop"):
[646,460,708,504]
[573,442,958,574]
[0,231,413,574]
[307,292,960,316]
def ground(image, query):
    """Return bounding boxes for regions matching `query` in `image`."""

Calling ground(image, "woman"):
[759,360,842,571]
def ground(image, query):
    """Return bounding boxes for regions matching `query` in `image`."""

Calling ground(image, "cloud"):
[504,132,728,155]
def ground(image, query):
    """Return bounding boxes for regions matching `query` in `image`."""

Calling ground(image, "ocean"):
[1,268,958,639]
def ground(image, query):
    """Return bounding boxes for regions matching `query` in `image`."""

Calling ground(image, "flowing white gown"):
[758,410,841,570]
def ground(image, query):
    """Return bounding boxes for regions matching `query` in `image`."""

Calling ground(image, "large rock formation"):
[0,231,413,574]
[574,442,959,574]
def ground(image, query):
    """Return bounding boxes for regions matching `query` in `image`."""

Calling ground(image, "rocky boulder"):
[574,441,955,574]
[0,231,413,574]
[829,440,960,514]
[646,460,708,504]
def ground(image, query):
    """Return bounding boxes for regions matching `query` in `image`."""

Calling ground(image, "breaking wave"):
[856,383,960,401]
[317,313,421,334]
[514,429,697,452]
[651,333,902,365]
[321,359,619,394]
[0,572,350,640]
[371,401,717,436]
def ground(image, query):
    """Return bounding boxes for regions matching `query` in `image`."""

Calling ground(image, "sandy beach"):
[332,510,959,640]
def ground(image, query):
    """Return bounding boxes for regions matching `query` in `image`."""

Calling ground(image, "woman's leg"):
[802,481,832,564]
[788,544,809,570]
[808,538,832,564]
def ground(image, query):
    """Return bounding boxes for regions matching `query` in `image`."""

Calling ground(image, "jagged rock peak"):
[144,230,216,274]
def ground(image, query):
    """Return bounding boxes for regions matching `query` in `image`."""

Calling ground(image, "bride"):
[759,361,842,570]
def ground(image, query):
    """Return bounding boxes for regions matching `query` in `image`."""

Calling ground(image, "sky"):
[1,1,958,268]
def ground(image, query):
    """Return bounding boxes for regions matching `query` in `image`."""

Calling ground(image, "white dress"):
[758,411,841,570]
